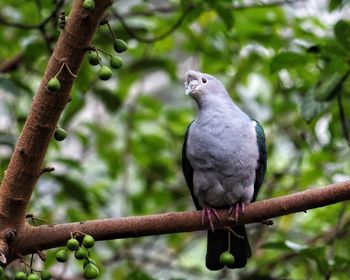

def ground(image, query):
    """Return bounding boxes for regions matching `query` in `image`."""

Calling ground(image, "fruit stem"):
[97,48,113,58]
[63,62,77,78]
[228,229,231,251]
[54,62,66,79]
[105,21,117,40]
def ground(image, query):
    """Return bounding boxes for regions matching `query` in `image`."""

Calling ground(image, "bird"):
[182,70,267,270]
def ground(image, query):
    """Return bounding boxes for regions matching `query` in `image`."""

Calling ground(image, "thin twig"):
[112,7,190,43]
[337,91,350,149]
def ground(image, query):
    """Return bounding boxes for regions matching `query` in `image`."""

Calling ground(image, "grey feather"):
[182,70,266,270]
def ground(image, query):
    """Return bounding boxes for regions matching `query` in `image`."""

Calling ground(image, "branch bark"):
[12,180,350,258]
[0,0,112,263]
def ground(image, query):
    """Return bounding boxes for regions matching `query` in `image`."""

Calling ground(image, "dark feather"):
[252,120,267,201]
[182,120,266,270]
[206,226,252,270]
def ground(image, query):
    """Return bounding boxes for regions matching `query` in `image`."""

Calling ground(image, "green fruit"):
[54,127,67,141]
[40,271,52,280]
[27,273,40,280]
[55,249,68,262]
[83,0,95,11]
[75,247,88,260]
[88,52,99,66]
[15,271,27,280]
[67,238,80,251]
[110,56,123,69]
[98,66,112,81]
[219,251,235,265]
[83,263,99,279]
[82,235,95,248]
[47,77,60,92]
[83,258,97,269]
[113,39,128,53]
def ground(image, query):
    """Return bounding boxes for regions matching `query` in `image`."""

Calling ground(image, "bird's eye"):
[202,78,207,84]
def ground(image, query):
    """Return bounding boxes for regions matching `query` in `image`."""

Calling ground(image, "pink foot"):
[202,207,220,232]
[229,201,246,222]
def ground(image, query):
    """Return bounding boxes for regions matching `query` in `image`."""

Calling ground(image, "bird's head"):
[184,70,229,103]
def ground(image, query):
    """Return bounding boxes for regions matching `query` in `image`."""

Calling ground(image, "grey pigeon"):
[182,70,267,270]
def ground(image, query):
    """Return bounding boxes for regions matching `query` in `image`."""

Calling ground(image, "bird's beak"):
[184,70,200,95]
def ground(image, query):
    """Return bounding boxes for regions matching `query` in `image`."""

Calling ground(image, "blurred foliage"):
[1,0,350,279]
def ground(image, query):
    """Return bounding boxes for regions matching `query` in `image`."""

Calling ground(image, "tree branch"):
[0,0,112,263]
[12,180,350,258]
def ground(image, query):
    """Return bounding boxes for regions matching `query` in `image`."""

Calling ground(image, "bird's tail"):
[205,225,252,270]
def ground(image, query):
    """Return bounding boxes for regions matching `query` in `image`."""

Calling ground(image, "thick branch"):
[0,0,112,226]
[13,180,350,258]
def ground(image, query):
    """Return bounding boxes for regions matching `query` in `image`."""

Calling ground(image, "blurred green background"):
[1,0,350,279]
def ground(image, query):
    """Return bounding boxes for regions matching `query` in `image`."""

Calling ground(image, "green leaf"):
[61,90,85,126]
[128,57,177,80]
[261,241,289,250]
[270,51,305,73]
[301,88,328,123]
[334,20,350,52]
[315,71,349,101]
[92,87,122,112]
[51,174,92,213]
[0,77,19,96]
[208,2,234,30]
[24,40,47,68]
[328,0,343,11]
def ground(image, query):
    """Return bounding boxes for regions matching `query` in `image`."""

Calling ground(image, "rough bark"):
[11,180,350,258]
[0,0,112,264]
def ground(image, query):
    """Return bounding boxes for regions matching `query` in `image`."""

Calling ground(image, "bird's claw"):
[229,201,246,222]
[202,207,221,232]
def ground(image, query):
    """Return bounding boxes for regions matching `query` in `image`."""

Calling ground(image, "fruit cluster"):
[14,270,52,280]
[87,37,128,81]
[56,234,99,279]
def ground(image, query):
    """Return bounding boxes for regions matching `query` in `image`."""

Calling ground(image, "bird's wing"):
[182,121,201,210]
[252,120,267,202]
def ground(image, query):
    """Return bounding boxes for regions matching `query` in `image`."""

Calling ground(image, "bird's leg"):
[229,201,246,222]
[202,207,220,232]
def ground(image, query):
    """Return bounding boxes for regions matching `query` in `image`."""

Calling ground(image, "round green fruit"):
[98,66,112,81]
[27,273,40,280]
[47,77,60,92]
[88,52,99,66]
[40,270,52,280]
[83,0,95,11]
[14,271,27,280]
[219,251,235,265]
[67,238,80,251]
[113,39,128,53]
[83,263,99,279]
[82,235,95,248]
[55,249,68,262]
[83,258,97,269]
[110,56,123,69]
[54,127,67,141]
[75,247,88,260]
